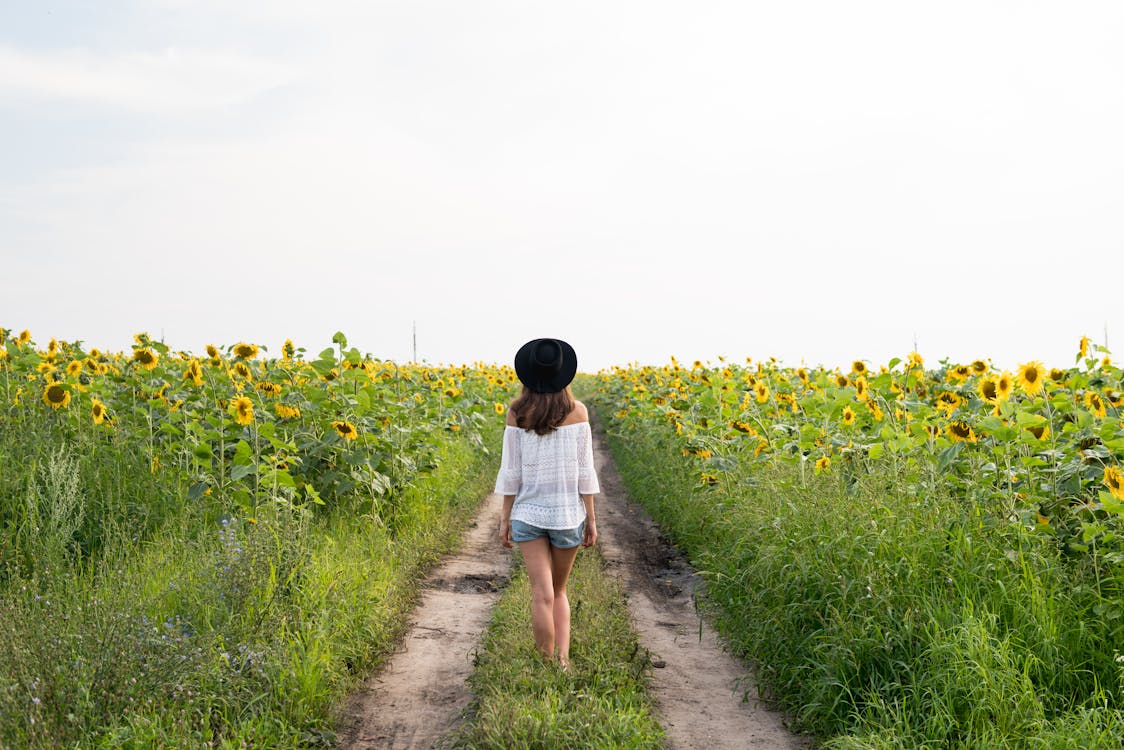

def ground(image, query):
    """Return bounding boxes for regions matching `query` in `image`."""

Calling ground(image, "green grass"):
[0,427,501,748]
[451,547,664,749]
[593,404,1124,749]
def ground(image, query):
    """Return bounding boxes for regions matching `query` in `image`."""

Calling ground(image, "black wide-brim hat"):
[514,338,578,394]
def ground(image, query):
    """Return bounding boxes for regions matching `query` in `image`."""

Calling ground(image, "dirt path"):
[591,420,812,750]
[335,417,810,749]
[335,494,510,750]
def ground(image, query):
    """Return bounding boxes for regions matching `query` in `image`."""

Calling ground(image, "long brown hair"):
[510,385,575,435]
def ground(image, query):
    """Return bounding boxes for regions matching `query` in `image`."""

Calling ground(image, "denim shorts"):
[510,519,585,549]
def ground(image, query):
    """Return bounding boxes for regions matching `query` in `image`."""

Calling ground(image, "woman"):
[495,338,600,670]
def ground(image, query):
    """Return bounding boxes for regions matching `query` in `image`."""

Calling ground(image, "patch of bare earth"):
[591,419,813,750]
[334,494,510,750]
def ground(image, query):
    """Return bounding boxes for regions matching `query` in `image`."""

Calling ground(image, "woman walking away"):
[495,338,600,671]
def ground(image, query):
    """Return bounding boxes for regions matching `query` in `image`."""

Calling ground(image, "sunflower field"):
[0,327,514,747]
[590,337,1124,747]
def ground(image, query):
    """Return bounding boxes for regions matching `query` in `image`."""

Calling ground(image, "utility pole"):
[412,321,417,362]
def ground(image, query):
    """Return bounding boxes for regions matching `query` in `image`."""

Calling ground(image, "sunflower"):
[274,403,301,419]
[854,377,869,401]
[835,374,849,388]
[730,420,757,435]
[866,400,884,421]
[1024,423,1049,441]
[906,351,924,369]
[1079,336,1091,359]
[754,437,769,456]
[947,365,971,383]
[1084,391,1107,419]
[230,395,254,425]
[1105,466,1124,502]
[699,473,720,486]
[750,382,767,403]
[1048,368,1067,383]
[282,339,296,361]
[42,383,70,409]
[1108,391,1124,408]
[936,391,962,414]
[796,368,809,384]
[815,455,831,472]
[970,360,988,375]
[332,420,358,440]
[231,362,252,380]
[494,402,506,415]
[321,368,338,382]
[977,376,1000,404]
[133,349,159,370]
[65,360,82,377]
[231,342,259,360]
[996,371,1014,401]
[92,399,107,425]
[946,421,976,443]
[18,330,31,346]
[1016,361,1045,396]
[852,361,867,375]
[841,406,856,426]
[182,359,204,387]
[206,344,220,359]
[256,381,282,397]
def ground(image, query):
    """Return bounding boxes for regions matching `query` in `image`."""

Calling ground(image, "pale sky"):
[2,1,1122,373]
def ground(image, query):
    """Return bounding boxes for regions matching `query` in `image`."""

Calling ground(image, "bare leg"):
[518,538,556,660]
[549,543,580,667]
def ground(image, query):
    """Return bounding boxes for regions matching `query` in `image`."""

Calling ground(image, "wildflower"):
[230,396,254,425]
[183,359,204,387]
[92,399,107,425]
[1016,361,1045,396]
[854,377,869,401]
[1085,391,1107,419]
[946,421,976,443]
[1105,466,1124,501]
[947,365,971,383]
[996,371,1014,401]
[977,376,1000,404]
[42,383,70,409]
[133,349,159,370]
[332,420,358,440]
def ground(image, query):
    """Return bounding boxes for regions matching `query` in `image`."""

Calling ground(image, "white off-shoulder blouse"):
[494,421,601,530]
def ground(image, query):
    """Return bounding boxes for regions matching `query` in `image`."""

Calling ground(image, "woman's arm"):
[581,493,597,547]
[500,494,515,548]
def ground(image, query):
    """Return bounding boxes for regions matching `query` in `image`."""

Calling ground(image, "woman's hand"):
[499,516,513,548]
[582,519,598,548]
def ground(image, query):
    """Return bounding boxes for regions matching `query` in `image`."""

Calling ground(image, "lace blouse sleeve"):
[577,422,600,494]
[494,426,522,495]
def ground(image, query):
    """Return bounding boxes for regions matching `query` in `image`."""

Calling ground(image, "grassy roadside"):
[0,429,501,748]
[593,403,1124,749]
[450,546,664,749]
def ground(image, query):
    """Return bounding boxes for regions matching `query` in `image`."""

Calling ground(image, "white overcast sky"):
[1,1,1121,372]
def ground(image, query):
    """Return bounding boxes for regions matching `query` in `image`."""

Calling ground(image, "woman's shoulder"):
[560,400,589,426]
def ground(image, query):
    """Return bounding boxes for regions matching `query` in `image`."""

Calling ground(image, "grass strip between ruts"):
[449,545,665,749]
